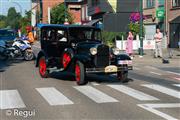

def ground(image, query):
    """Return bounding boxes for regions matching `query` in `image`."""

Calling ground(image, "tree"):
[6,7,22,30]
[20,11,31,34]
[0,21,6,28]
[51,3,74,24]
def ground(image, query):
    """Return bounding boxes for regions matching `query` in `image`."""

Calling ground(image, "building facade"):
[88,0,140,32]
[65,0,89,25]
[143,0,165,40]
[41,0,64,23]
[166,0,180,48]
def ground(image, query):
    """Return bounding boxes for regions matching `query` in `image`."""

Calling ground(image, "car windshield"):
[69,28,101,42]
[0,30,15,37]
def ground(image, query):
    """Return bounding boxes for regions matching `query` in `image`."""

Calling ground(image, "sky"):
[0,0,31,16]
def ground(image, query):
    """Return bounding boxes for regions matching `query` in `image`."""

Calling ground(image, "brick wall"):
[42,0,64,23]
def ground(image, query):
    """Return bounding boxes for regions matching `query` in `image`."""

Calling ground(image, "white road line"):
[133,67,140,70]
[142,84,180,99]
[0,90,26,109]
[36,87,73,106]
[173,77,180,81]
[91,82,100,86]
[145,66,158,70]
[173,84,180,87]
[138,103,180,120]
[150,71,162,75]
[107,85,159,101]
[166,71,180,76]
[74,86,118,103]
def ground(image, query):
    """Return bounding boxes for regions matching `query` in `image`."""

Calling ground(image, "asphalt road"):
[0,57,180,120]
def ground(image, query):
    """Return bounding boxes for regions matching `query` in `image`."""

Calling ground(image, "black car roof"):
[37,24,100,30]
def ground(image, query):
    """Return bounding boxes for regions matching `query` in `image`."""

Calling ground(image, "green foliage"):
[102,31,126,47]
[0,7,31,34]
[0,21,6,28]
[128,22,145,35]
[20,11,31,34]
[51,3,74,24]
[6,7,22,29]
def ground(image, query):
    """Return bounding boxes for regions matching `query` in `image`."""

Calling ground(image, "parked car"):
[0,29,17,45]
[35,24,133,85]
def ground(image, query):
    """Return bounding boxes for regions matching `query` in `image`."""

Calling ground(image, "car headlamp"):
[112,47,120,55]
[90,47,97,55]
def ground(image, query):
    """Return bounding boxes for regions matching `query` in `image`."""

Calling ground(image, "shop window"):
[146,0,155,8]
[172,0,180,7]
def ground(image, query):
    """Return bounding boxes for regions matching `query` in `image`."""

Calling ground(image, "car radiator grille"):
[94,45,109,67]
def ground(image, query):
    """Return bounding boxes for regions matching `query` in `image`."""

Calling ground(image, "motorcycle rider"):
[26,26,35,44]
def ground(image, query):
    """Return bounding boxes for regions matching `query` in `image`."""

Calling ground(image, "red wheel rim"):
[75,64,80,82]
[39,58,46,76]
[62,53,71,68]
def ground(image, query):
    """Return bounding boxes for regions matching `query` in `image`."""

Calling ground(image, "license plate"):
[105,65,117,73]
[118,60,132,65]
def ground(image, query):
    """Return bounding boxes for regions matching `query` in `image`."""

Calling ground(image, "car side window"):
[57,30,68,42]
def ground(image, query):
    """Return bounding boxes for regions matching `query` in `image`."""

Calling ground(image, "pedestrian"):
[154,28,163,58]
[126,31,134,59]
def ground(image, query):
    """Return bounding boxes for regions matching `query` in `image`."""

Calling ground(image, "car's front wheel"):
[39,56,49,78]
[75,61,87,85]
[117,71,129,83]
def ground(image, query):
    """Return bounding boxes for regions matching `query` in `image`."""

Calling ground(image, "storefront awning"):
[170,16,180,24]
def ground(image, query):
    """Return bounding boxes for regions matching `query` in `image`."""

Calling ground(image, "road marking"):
[150,71,162,76]
[107,85,159,101]
[36,87,73,105]
[91,82,100,86]
[74,86,118,103]
[172,77,180,81]
[138,103,180,120]
[166,71,180,76]
[173,84,180,87]
[145,66,158,70]
[0,90,26,109]
[142,84,180,99]
[134,67,140,70]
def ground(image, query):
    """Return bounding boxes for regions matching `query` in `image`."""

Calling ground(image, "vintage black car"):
[35,24,133,85]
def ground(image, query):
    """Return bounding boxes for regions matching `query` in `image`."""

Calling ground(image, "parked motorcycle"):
[0,37,34,61]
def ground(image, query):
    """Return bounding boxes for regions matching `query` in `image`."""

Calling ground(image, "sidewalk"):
[132,49,180,66]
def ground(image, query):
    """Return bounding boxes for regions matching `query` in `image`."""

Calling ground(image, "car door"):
[41,27,59,57]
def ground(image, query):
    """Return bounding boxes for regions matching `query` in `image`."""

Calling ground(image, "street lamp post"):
[39,0,43,23]
[139,0,143,57]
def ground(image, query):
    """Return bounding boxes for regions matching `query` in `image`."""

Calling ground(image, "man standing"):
[154,28,163,58]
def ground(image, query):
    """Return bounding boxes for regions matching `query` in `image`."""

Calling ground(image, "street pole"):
[139,0,143,57]
[64,1,67,22]
[39,0,43,23]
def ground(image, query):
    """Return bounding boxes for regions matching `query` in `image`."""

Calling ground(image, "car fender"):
[73,54,91,64]
[35,50,49,67]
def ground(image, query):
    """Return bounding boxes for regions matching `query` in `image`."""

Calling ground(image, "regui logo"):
[6,109,36,118]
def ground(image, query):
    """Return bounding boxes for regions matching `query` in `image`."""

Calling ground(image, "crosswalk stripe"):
[91,82,100,86]
[150,71,162,75]
[173,77,180,81]
[107,85,159,101]
[74,86,118,103]
[173,84,180,87]
[142,84,180,99]
[166,71,180,76]
[36,87,73,106]
[0,90,26,109]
